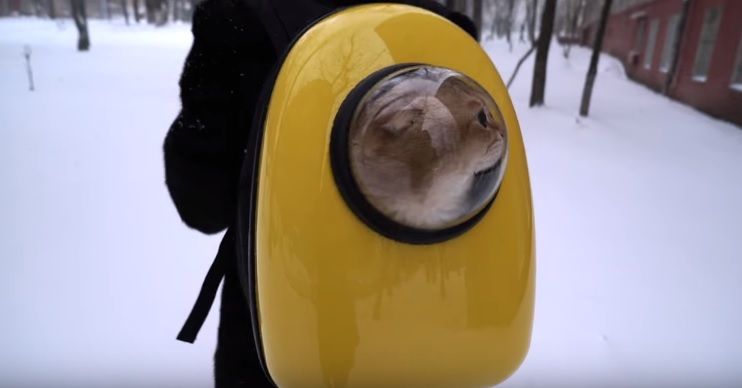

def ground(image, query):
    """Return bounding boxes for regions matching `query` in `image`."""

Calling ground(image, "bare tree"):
[517,2,529,40]
[156,0,167,24]
[176,0,188,21]
[526,0,538,44]
[561,0,586,58]
[472,0,483,41]
[487,0,499,39]
[47,0,57,18]
[167,0,175,22]
[507,45,535,88]
[173,0,180,21]
[507,0,538,88]
[70,0,90,51]
[145,0,155,23]
[97,0,107,18]
[519,20,525,42]
[503,0,515,50]
[120,0,130,24]
[144,0,167,25]
[528,0,555,107]
[579,0,612,117]
[134,0,142,22]
[553,0,567,37]
[487,0,516,45]
[30,0,42,16]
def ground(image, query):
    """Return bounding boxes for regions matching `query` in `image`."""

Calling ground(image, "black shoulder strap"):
[176,227,233,344]
[175,256,224,343]
[176,0,334,346]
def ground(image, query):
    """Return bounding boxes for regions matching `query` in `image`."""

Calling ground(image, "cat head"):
[348,67,507,229]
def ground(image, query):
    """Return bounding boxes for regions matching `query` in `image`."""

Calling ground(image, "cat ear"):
[436,76,471,99]
[361,106,422,155]
[379,107,424,135]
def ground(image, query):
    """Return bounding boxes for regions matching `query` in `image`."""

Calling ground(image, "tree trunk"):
[571,1,582,34]
[472,0,482,41]
[579,0,612,117]
[167,0,174,22]
[179,0,187,22]
[505,0,514,51]
[173,0,180,22]
[148,0,164,25]
[145,0,155,23]
[120,0,129,24]
[488,0,498,39]
[563,0,586,59]
[47,0,56,18]
[519,21,525,42]
[179,0,187,21]
[70,0,90,51]
[529,0,555,107]
[32,0,42,16]
[133,0,140,22]
[156,0,167,25]
[529,0,539,44]
[98,0,107,18]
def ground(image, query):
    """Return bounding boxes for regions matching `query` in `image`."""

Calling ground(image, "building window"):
[732,36,742,91]
[659,13,681,73]
[644,19,660,69]
[692,5,723,82]
[634,18,647,53]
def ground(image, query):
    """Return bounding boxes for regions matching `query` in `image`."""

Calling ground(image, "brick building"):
[582,0,742,128]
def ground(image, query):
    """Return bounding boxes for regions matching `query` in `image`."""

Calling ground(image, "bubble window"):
[330,64,509,244]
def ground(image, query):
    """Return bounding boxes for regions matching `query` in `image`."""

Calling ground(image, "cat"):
[349,67,507,230]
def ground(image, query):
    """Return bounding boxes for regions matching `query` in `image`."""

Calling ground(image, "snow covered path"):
[1,18,741,387]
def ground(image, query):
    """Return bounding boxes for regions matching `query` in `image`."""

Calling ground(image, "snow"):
[2,17,742,388]
[485,38,742,388]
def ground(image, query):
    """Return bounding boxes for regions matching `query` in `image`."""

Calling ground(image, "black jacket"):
[163,1,477,386]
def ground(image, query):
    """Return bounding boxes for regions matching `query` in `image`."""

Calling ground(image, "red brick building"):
[582,0,742,128]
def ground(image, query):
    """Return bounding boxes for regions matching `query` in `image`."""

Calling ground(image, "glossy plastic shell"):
[253,4,535,388]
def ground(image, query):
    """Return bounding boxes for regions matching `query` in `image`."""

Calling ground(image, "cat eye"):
[330,64,509,244]
[477,109,488,127]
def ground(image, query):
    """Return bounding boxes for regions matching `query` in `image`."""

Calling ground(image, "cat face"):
[348,67,507,230]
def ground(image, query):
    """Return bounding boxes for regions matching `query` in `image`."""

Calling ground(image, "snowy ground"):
[2,17,742,388]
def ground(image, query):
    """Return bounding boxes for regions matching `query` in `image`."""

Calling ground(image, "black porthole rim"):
[329,63,504,246]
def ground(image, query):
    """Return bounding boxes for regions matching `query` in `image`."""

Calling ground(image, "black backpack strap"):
[175,255,225,343]
[176,228,232,344]
[175,1,332,346]
[177,0,378,349]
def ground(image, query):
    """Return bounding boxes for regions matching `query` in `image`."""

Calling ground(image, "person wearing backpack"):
[162,1,478,387]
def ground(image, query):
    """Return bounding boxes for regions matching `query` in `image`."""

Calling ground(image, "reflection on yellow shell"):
[254,4,535,388]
